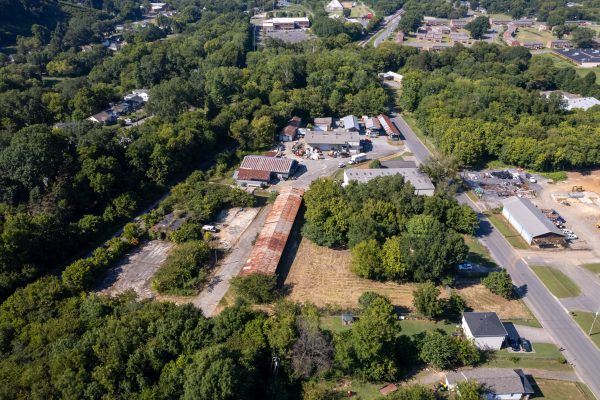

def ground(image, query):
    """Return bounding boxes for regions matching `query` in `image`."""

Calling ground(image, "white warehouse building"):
[501,197,565,246]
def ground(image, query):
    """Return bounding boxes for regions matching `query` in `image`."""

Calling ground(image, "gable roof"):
[502,197,564,238]
[342,115,359,130]
[236,169,272,181]
[239,155,296,174]
[463,312,508,337]
[446,368,534,395]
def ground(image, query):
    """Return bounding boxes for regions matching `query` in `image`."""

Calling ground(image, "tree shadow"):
[514,284,528,299]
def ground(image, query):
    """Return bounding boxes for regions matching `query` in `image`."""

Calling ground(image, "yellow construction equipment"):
[572,186,584,192]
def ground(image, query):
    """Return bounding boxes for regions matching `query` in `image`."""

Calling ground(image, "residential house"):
[423,17,448,26]
[501,196,566,246]
[88,111,117,124]
[450,18,471,29]
[462,312,508,350]
[280,125,298,142]
[125,89,150,103]
[547,39,573,49]
[450,32,471,44]
[379,71,403,83]
[513,18,535,27]
[491,18,513,26]
[343,168,435,196]
[326,0,344,12]
[523,41,544,50]
[363,116,382,134]
[445,368,534,400]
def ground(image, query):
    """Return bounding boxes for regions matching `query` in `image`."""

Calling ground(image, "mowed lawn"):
[582,263,600,277]
[531,266,581,298]
[534,53,600,85]
[486,342,572,372]
[532,378,596,400]
[486,213,530,249]
[284,238,533,320]
[571,311,600,350]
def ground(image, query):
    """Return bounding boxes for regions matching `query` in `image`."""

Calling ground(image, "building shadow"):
[276,205,305,288]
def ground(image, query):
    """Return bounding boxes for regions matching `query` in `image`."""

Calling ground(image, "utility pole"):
[589,310,599,336]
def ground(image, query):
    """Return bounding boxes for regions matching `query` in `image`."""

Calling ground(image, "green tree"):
[451,380,483,400]
[446,291,466,316]
[572,26,595,47]
[464,16,490,40]
[387,384,436,400]
[152,240,211,295]
[397,10,422,34]
[419,331,458,369]
[231,273,277,304]
[351,239,383,279]
[412,281,443,318]
[369,159,382,168]
[482,270,514,299]
[250,116,276,149]
[381,235,407,280]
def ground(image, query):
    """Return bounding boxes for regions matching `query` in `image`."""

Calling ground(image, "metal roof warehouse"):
[555,48,600,67]
[501,197,565,246]
[343,168,435,196]
[238,155,297,178]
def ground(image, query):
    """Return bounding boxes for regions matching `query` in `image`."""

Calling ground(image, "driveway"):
[504,322,555,344]
[193,204,270,316]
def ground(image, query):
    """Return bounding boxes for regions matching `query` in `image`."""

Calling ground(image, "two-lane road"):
[396,113,600,399]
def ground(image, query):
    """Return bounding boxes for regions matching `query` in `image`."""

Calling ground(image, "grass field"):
[531,266,581,298]
[284,238,534,320]
[582,263,600,276]
[350,2,373,18]
[571,310,600,350]
[464,235,498,268]
[515,27,553,44]
[320,315,456,336]
[535,53,600,84]
[486,213,530,249]
[485,343,572,372]
[532,379,596,400]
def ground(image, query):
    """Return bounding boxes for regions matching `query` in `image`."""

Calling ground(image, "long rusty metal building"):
[240,187,304,276]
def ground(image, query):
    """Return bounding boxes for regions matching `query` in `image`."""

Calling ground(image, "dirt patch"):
[284,238,532,319]
[456,284,532,319]
[553,171,600,195]
[97,240,174,299]
[284,238,416,309]
[213,207,260,249]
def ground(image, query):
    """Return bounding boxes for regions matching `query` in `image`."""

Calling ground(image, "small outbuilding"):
[462,312,508,350]
[314,117,333,131]
[235,155,298,185]
[341,115,360,131]
[501,197,565,246]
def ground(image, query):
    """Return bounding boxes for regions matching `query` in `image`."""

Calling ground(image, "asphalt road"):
[398,113,600,398]
[361,9,403,47]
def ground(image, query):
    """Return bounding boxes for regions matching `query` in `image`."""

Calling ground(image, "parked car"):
[529,177,537,183]
[338,162,346,168]
[562,229,574,234]
[202,225,219,233]
[520,338,532,352]
[567,233,578,240]
[510,338,520,352]
[458,262,473,271]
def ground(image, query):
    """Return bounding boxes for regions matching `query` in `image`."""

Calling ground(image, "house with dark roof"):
[462,312,508,350]
[445,368,534,400]
[501,197,565,246]
[88,111,117,124]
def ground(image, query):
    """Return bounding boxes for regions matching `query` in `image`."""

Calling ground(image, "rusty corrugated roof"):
[236,169,271,181]
[240,156,296,174]
[240,187,304,276]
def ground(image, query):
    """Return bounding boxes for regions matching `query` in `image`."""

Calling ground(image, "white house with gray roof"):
[305,129,361,152]
[501,197,565,246]
[341,115,360,131]
[462,312,508,350]
[445,368,534,400]
[343,168,435,196]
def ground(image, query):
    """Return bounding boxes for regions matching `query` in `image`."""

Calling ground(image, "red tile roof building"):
[240,187,304,276]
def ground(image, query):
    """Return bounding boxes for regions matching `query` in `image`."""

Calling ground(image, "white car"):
[338,163,346,168]
[529,177,537,183]
[562,229,574,234]
[202,225,219,233]
[567,233,578,240]
[458,262,473,271]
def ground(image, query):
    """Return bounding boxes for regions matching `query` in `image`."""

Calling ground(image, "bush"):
[482,270,514,299]
[169,221,204,243]
[230,273,277,304]
[368,159,381,168]
[350,239,382,279]
[152,240,211,295]
[412,281,443,318]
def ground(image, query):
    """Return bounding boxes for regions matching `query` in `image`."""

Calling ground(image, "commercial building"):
[462,312,508,350]
[450,32,471,44]
[501,196,565,246]
[445,368,534,400]
[314,117,333,131]
[541,90,600,111]
[341,115,360,131]
[523,41,544,50]
[235,155,298,183]
[377,114,401,139]
[547,39,573,49]
[363,115,382,133]
[343,168,435,196]
[555,48,600,67]
[491,18,513,26]
[450,18,471,29]
[262,17,310,31]
[513,18,535,27]
[304,129,361,152]
[241,187,304,276]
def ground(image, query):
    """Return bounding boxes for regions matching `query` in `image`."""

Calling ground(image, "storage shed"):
[501,197,565,246]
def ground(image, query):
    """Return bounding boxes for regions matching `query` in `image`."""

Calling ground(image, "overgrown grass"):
[531,266,581,298]
[486,213,530,249]
[502,317,543,329]
[464,236,498,268]
[571,310,600,350]
[320,316,456,336]
[539,171,568,183]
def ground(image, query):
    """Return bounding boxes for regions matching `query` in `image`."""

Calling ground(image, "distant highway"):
[360,8,404,48]
[395,113,600,399]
